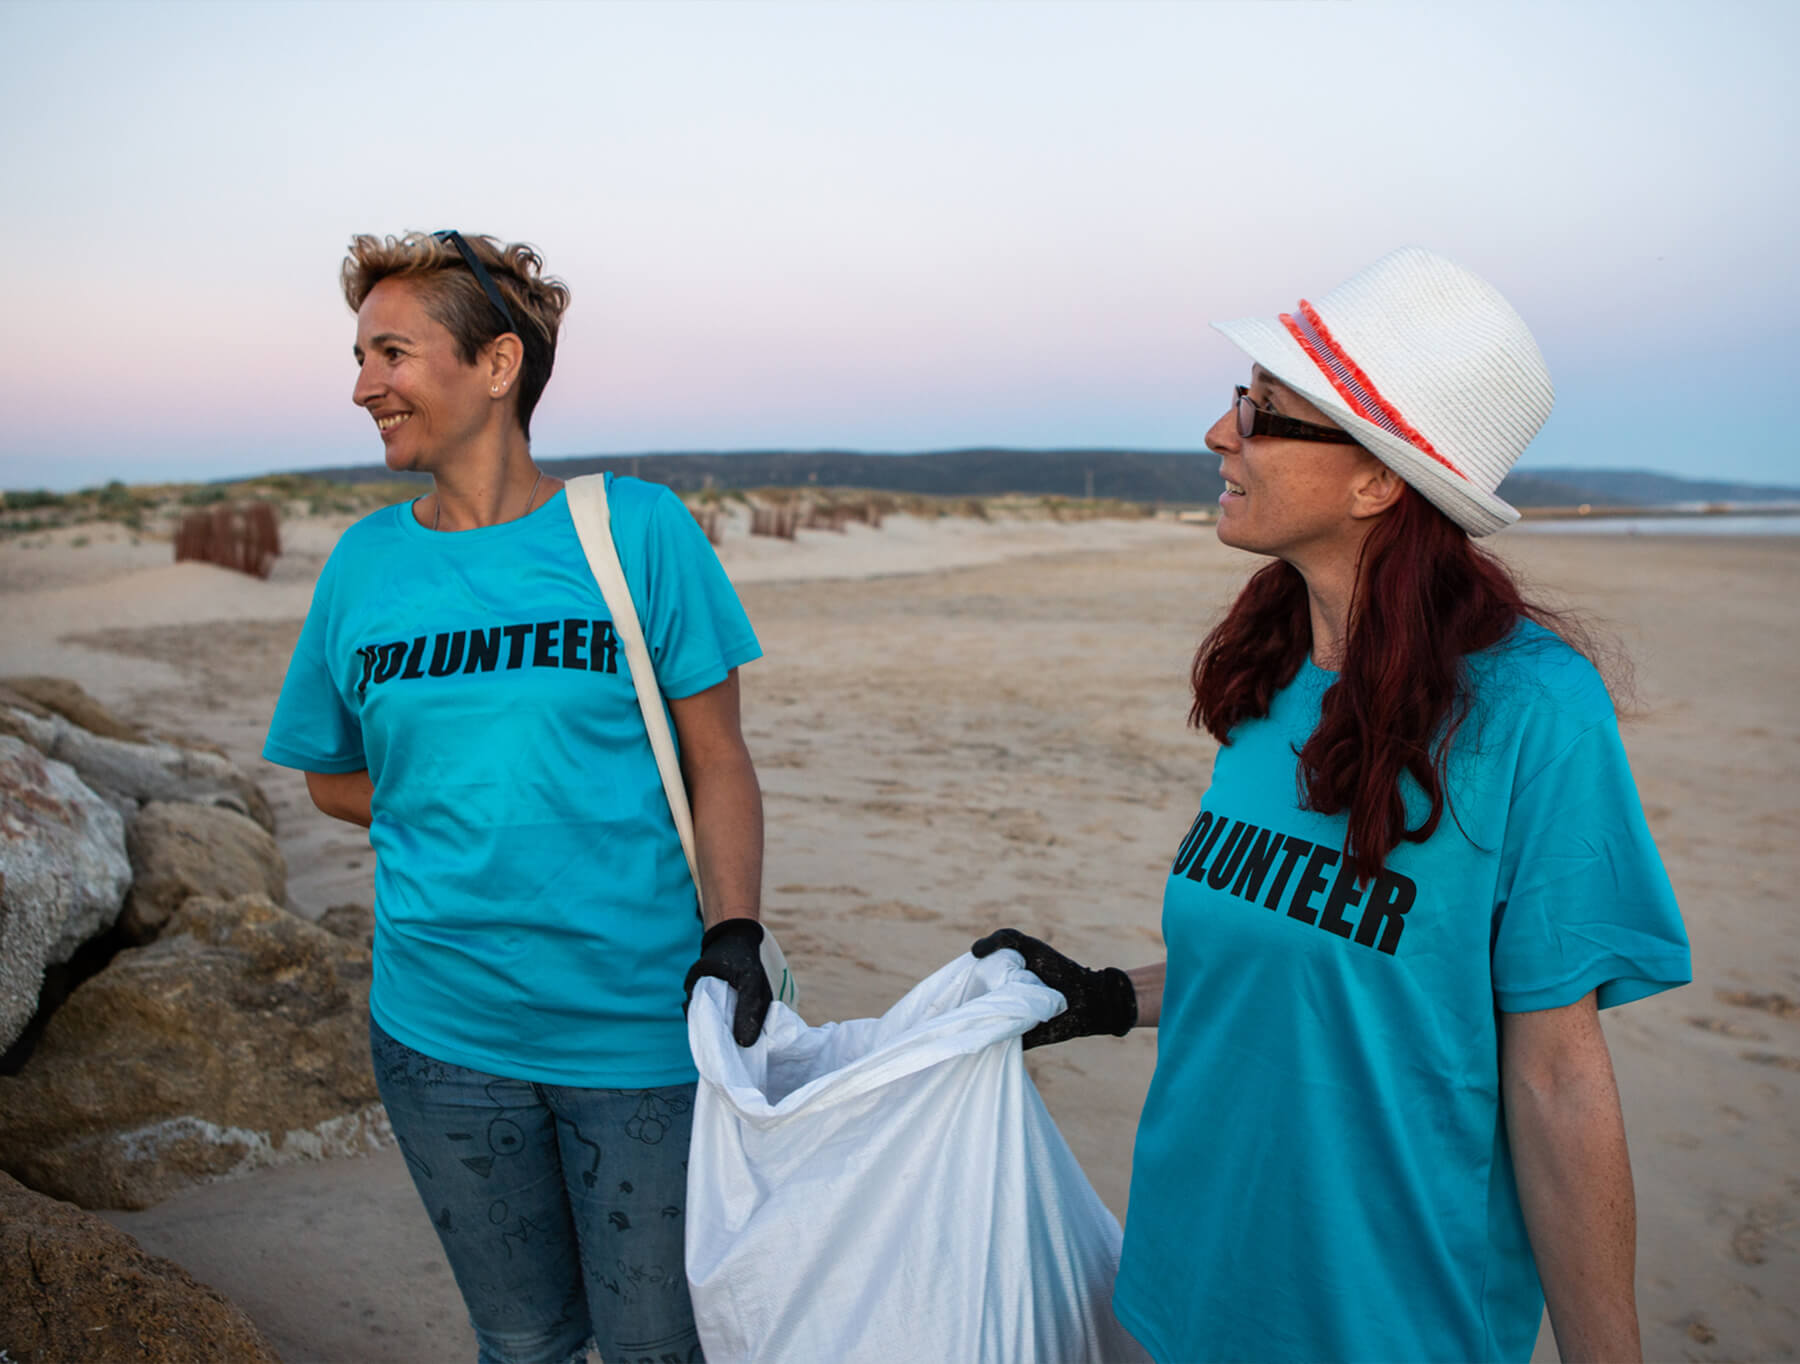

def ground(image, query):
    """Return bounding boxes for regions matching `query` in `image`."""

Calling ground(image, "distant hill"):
[301,449,1222,502]
[1504,468,1800,507]
[292,450,1800,509]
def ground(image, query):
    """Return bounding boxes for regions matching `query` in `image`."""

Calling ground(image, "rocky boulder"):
[0,1169,282,1363]
[0,736,133,1053]
[0,893,387,1211]
[0,682,54,751]
[2,704,275,835]
[317,900,376,949]
[122,800,286,944]
[0,673,148,743]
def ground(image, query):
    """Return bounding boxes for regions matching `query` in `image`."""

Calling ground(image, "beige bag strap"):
[566,474,699,883]
[563,474,796,1008]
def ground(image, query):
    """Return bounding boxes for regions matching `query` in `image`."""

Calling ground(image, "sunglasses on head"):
[1234,385,1360,444]
[433,229,521,339]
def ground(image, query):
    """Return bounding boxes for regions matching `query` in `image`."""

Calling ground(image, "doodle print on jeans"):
[561,1112,604,1190]
[584,1090,692,1311]
[368,1023,704,1359]
[627,1089,690,1146]
[438,1081,541,1254]
[375,1049,450,1189]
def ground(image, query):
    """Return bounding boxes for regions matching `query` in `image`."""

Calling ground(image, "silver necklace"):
[432,470,544,532]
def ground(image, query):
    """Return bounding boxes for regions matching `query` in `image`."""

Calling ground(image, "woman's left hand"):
[684,917,773,1046]
[670,672,768,1046]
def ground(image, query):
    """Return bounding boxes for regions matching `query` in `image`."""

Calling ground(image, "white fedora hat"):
[1213,246,1553,537]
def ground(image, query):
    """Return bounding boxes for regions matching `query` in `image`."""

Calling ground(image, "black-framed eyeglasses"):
[1234,386,1359,444]
[433,229,521,339]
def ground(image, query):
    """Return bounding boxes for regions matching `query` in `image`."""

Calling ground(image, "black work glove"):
[684,918,773,1047]
[971,927,1138,1050]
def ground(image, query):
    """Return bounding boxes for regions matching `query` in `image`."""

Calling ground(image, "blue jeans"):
[370,1018,705,1364]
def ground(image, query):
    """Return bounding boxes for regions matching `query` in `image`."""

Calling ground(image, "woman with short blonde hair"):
[268,229,770,1363]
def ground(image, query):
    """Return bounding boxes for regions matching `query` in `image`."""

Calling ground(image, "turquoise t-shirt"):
[1112,623,1691,1364]
[263,477,761,1087]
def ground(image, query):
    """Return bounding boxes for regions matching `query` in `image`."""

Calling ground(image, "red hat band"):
[1279,300,1466,482]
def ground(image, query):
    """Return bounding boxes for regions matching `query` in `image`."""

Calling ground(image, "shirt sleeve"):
[1491,715,1691,1013]
[634,484,762,699]
[263,557,367,773]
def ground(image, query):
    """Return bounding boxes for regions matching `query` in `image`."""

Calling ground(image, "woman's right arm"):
[305,770,373,828]
[972,929,1161,1045]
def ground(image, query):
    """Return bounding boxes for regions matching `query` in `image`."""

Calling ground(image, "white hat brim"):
[1212,315,1519,537]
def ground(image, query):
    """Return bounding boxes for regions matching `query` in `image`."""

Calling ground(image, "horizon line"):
[8,452,1799,497]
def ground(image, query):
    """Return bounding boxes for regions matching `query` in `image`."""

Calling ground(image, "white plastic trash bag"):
[686,950,1147,1364]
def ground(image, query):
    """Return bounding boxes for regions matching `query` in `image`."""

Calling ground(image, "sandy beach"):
[3,503,1795,1362]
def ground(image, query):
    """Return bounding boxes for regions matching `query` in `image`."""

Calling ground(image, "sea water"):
[1516,507,1800,536]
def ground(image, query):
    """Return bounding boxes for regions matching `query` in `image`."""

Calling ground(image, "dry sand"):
[2,506,1795,1362]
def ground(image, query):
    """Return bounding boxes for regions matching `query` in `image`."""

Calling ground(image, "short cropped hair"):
[342,232,571,440]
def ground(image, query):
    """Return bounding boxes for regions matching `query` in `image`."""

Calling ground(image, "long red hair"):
[1190,487,1603,881]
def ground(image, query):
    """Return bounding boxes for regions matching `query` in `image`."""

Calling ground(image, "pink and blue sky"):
[2,0,1795,491]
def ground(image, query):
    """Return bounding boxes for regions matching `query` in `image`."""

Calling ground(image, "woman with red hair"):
[976,248,1690,1364]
